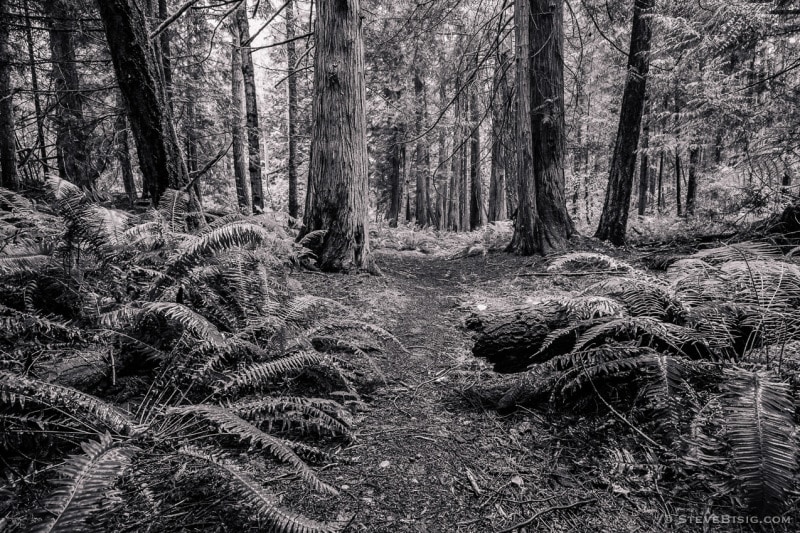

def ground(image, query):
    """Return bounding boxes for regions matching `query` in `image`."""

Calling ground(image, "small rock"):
[379,460,391,469]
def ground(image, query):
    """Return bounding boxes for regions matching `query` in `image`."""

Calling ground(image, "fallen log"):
[468,304,570,373]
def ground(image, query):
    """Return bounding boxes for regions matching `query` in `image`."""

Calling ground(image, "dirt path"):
[296,251,642,533]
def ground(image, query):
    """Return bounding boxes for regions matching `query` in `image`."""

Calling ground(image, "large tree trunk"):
[286,0,300,218]
[231,22,253,214]
[48,1,99,191]
[96,0,190,204]
[0,0,17,190]
[595,0,654,245]
[301,0,374,273]
[469,79,483,230]
[508,0,574,255]
[235,1,265,212]
[386,118,406,227]
[413,68,429,227]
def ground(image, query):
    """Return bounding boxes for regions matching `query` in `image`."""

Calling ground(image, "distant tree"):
[0,0,16,190]
[595,0,655,245]
[286,0,300,218]
[230,20,253,214]
[234,1,265,212]
[301,0,375,273]
[508,0,574,255]
[45,0,99,192]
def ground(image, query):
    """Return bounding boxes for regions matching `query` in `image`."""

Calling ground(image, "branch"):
[182,141,233,192]
[251,31,314,52]
[150,0,200,39]
[494,499,597,533]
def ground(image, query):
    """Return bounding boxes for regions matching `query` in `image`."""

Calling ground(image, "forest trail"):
[297,251,618,533]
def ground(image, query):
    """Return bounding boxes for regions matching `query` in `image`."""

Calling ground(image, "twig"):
[494,498,596,533]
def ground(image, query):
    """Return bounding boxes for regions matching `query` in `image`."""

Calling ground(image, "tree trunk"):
[508,0,574,255]
[48,1,98,191]
[157,0,174,110]
[23,0,48,178]
[657,150,664,212]
[413,68,429,226]
[114,98,137,206]
[301,0,374,273]
[488,50,510,222]
[459,92,470,232]
[448,77,463,231]
[595,0,654,245]
[0,0,17,190]
[686,144,699,215]
[235,1,265,212]
[637,99,651,216]
[287,0,299,218]
[231,22,253,214]
[675,149,682,216]
[96,0,192,207]
[385,114,405,227]
[469,79,483,230]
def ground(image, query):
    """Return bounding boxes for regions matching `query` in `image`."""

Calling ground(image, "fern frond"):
[168,408,338,496]
[177,446,340,533]
[217,351,323,393]
[32,433,138,533]
[547,252,635,273]
[691,242,782,264]
[0,371,134,434]
[230,396,351,437]
[722,369,797,515]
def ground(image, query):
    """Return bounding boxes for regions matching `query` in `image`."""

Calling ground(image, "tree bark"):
[235,1,265,212]
[23,0,48,178]
[448,75,463,231]
[686,144,699,215]
[413,68,429,226]
[595,0,654,245]
[508,0,574,255]
[675,149,682,216]
[637,99,651,216]
[96,0,190,204]
[469,77,483,230]
[231,22,253,214]
[157,0,174,110]
[468,305,570,373]
[286,0,299,218]
[47,1,99,191]
[0,0,17,190]
[114,100,137,207]
[301,0,374,273]
[488,50,510,222]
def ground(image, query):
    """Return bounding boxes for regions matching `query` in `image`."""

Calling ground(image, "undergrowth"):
[493,245,800,519]
[0,180,398,532]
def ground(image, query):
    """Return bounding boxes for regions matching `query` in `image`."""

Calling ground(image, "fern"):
[547,252,635,273]
[177,445,341,533]
[169,405,337,495]
[0,371,135,435]
[217,351,324,393]
[32,433,138,533]
[722,369,797,515]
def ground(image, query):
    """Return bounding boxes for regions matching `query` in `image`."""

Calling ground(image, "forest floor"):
[292,248,673,533]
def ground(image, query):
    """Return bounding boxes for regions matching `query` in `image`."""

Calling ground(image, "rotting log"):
[467,305,569,373]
